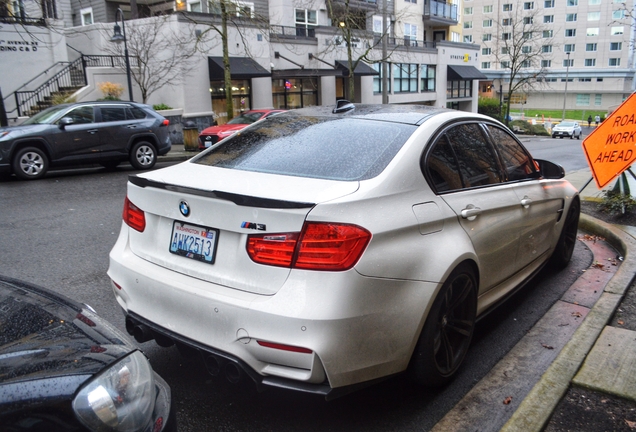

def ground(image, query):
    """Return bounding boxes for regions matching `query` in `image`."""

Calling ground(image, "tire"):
[552,135,556,139]
[129,141,157,170]
[570,134,573,139]
[410,263,477,388]
[12,147,49,180]
[549,198,580,270]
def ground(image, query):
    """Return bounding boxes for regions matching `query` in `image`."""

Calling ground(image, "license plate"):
[169,221,219,264]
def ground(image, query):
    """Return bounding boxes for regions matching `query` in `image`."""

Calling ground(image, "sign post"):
[582,92,636,189]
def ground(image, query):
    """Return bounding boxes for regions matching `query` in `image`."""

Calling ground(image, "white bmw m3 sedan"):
[108,102,580,399]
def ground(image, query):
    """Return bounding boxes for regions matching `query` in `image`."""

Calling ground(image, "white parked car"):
[552,121,582,139]
[108,102,580,399]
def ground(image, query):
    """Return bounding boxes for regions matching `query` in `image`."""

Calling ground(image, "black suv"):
[0,101,172,180]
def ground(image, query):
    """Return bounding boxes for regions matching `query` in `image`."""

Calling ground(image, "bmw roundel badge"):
[179,200,190,217]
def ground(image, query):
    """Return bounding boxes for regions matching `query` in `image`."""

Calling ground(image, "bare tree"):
[493,6,554,122]
[102,15,202,104]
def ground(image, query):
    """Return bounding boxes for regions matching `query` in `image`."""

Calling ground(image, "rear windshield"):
[193,114,416,181]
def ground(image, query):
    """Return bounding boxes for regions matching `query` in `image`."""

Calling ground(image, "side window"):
[127,107,148,119]
[486,125,537,181]
[101,107,126,122]
[64,106,94,124]
[426,135,463,192]
[445,123,503,188]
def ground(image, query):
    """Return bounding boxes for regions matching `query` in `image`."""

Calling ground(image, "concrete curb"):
[501,213,636,431]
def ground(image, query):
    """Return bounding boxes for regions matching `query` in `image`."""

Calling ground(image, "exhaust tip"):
[225,362,243,384]
[204,354,223,376]
[132,324,154,343]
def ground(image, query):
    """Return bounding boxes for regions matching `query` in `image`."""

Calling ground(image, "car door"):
[97,105,147,155]
[50,105,102,162]
[425,122,522,294]
[485,124,564,270]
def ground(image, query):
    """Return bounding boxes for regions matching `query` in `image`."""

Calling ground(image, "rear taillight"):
[247,222,371,271]
[123,196,146,232]
[161,119,170,126]
[257,340,313,354]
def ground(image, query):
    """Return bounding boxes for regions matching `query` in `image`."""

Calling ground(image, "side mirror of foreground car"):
[58,117,74,129]
[535,159,566,179]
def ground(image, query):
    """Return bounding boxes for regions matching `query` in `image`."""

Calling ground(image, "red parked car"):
[198,109,285,150]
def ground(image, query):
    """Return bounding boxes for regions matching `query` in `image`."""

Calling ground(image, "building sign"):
[582,92,636,188]
[450,54,471,62]
[0,40,39,52]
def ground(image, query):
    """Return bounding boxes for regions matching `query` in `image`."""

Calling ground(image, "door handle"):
[460,207,482,220]
[126,124,138,128]
[520,197,532,208]
[87,129,99,134]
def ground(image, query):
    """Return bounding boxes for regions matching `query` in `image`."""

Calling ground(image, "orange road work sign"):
[582,92,636,188]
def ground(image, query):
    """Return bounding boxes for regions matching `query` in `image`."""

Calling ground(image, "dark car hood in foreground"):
[0,276,134,388]
[0,123,50,138]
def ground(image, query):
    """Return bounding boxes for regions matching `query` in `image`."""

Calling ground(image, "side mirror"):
[535,159,565,179]
[58,117,74,129]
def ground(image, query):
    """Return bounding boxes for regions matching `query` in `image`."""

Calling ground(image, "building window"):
[613,10,625,19]
[502,32,511,40]
[272,78,317,109]
[597,78,603,82]
[296,9,317,36]
[464,7,473,14]
[522,46,532,53]
[610,42,622,50]
[372,64,391,94]
[565,29,576,37]
[483,5,493,12]
[483,33,492,41]
[80,7,93,25]
[542,45,552,53]
[587,12,600,21]
[544,15,554,23]
[609,58,621,66]
[585,59,596,66]
[420,65,435,92]
[503,3,512,11]
[210,79,252,119]
[187,0,202,12]
[611,26,624,35]
[595,94,602,105]
[543,30,553,37]
[521,60,532,68]
[393,63,417,93]
[464,35,473,43]
[587,28,599,36]
[523,17,533,24]
[541,60,551,67]
[451,32,460,42]
[523,2,534,9]
[404,23,418,45]
[523,31,532,39]
[563,59,574,67]
[501,47,509,54]
[481,62,491,69]
[502,18,512,26]
[482,47,491,55]
[447,79,473,99]
[566,13,577,21]
[483,19,493,27]
[464,21,473,29]
[579,78,592,82]
[501,61,510,68]
[589,0,601,4]
[586,43,597,51]
[576,94,590,106]
[567,0,578,5]
[545,0,554,6]
[564,44,575,52]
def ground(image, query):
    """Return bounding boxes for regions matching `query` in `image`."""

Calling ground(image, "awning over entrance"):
[208,57,271,80]
[335,60,379,76]
[272,69,343,78]
[447,65,487,80]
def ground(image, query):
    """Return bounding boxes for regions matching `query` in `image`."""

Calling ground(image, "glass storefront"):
[210,79,251,125]
[272,78,318,109]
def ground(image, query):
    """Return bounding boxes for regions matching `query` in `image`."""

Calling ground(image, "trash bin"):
[182,121,199,152]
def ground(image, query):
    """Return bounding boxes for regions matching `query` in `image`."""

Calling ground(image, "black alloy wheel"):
[549,198,581,269]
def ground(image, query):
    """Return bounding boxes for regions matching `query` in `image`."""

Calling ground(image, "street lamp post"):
[561,51,571,121]
[110,8,134,101]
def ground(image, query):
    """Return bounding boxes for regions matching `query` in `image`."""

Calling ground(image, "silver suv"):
[0,101,172,180]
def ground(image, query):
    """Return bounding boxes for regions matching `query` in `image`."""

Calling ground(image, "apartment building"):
[462,0,636,113]
[1,0,485,129]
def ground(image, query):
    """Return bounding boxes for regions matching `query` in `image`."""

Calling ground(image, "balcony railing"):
[373,35,436,49]
[271,25,316,40]
[0,14,46,26]
[424,0,458,23]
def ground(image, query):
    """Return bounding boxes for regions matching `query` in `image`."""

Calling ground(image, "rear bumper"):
[108,224,437,393]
